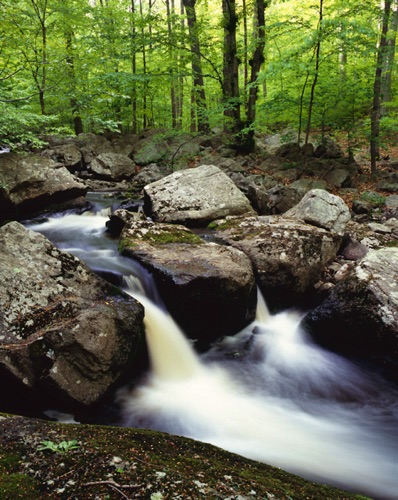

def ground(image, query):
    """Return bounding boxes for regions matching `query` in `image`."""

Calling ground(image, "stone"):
[41,144,83,172]
[90,153,136,181]
[266,185,303,214]
[214,215,342,310]
[290,178,329,195]
[284,189,351,235]
[0,153,87,222]
[303,248,398,382]
[144,164,254,226]
[324,168,351,188]
[119,219,257,344]
[0,222,144,408]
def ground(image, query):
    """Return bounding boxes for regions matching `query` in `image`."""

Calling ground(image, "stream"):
[26,193,398,499]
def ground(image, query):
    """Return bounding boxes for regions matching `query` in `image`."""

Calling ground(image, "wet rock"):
[119,219,256,344]
[0,153,87,222]
[303,248,398,381]
[214,215,342,311]
[90,153,136,181]
[0,222,144,409]
[106,208,145,237]
[284,189,351,235]
[144,164,254,226]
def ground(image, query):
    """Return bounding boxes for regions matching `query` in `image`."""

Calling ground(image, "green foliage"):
[0,104,69,148]
[0,0,393,156]
[37,439,80,454]
[360,191,386,208]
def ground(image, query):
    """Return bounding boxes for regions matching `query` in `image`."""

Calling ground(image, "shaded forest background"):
[1,0,398,176]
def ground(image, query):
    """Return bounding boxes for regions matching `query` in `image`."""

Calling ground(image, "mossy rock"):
[0,414,369,499]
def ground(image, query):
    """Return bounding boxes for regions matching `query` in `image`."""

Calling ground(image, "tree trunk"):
[371,0,392,178]
[182,0,209,133]
[381,2,398,115]
[66,32,83,135]
[222,0,241,135]
[29,0,48,115]
[166,0,178,129]
[139,0,148,130]
[131,0,138,134]
[305,0,323,145]
[247,0,266,125]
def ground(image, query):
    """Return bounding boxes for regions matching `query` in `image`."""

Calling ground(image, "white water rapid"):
[26,197,398,499]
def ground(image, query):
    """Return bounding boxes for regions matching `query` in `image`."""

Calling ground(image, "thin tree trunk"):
[139,0,148,130]
[247,0,266,125]
[182,0,209,133]
[166,0,178,128]
[305,0,323,145]
[243,0,249,101]
[29,0,48,115]
[131,0,138,134]
[381,2,398,115]
[66,32,83,135]
[371,0,392,178]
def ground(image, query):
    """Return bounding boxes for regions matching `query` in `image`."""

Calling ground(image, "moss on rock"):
[0,414,370,499]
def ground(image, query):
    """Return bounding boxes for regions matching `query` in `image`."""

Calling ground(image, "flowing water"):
[26,197,398,499]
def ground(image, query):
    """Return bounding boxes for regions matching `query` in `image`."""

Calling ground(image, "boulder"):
[324,168,351,188]
[144,164,254,226]
[214,215,342,310]
[41,144,83,172]
[128,163,172,194]
[266,185,303,214]
[284,189,351,235]
[314,138,343,159]
[290,178,329,195]
[0,153,87,222]
[89,153,136,181]
[133,137,169,166]
[119,219,257,344]
[303,248,398,381]
[0,222,144,409]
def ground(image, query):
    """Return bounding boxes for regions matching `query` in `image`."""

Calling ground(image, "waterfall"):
[25,199,398,500]
[126,293,202,380]
[121,287,398,499]
[255,285,270,322]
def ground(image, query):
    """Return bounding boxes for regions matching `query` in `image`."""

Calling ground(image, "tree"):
[222,0,242,137]
[182,0,209,132]
[246,0,268,135]
[371,0,392,178]
[381,0,398,115]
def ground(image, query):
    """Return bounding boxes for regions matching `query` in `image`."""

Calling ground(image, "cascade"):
[25,198,398,500]
[125,293,202,380]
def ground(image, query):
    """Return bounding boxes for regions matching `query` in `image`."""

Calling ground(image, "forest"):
[1,0,398,175]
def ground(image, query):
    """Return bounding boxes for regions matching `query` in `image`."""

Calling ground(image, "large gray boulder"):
[303,248,398,381]
[89,152,136,181]
[0,153,87,222]
[144,164,254,226]
[214,215,342,310]
[41,143,83,172]
[284,189,351,235]
[0,222,144,408]
[119,219,257,344]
